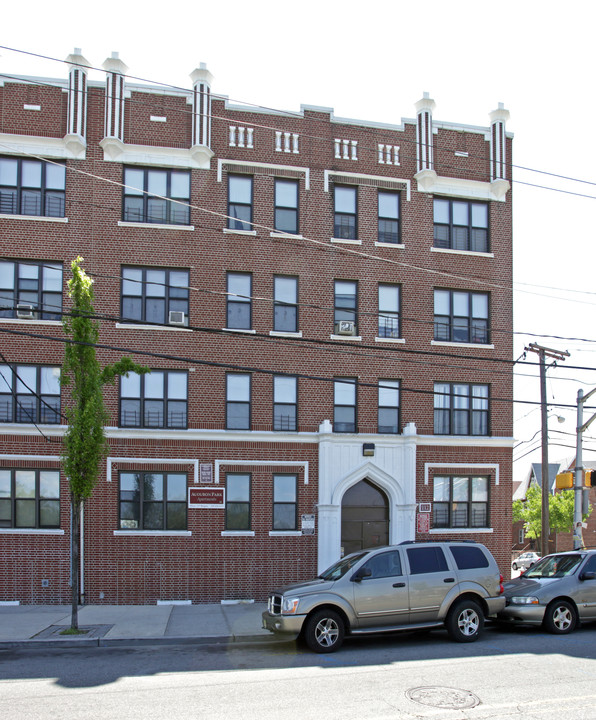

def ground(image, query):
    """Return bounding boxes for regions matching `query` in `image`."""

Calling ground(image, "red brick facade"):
[0,52,513,604]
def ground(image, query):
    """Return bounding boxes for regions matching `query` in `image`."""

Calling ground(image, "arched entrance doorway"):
[341,479,389,556]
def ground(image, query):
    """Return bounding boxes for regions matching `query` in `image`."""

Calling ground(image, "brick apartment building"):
[0,49,514,604]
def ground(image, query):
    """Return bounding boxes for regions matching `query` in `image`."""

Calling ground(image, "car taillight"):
[499,573,504,594]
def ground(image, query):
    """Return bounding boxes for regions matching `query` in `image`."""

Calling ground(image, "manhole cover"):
[406,686,480,710]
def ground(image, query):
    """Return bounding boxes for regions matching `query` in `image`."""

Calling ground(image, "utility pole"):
[574,387,596,549]
[525,343,569,558]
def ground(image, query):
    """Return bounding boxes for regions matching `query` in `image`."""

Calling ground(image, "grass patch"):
[59,627,89,636]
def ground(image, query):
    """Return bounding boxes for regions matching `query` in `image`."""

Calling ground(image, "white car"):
[512,552,540,572]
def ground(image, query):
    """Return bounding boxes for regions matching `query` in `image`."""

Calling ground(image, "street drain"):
[406,686,480,710]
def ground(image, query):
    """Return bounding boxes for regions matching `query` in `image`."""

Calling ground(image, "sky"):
[2,0,595,483]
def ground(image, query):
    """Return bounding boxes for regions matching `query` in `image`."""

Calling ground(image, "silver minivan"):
[262,541,505,652]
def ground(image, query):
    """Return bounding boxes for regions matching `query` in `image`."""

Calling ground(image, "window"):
[226,473,250,530]
[433,198,488,252]
[119,472,187,530]
[378,191,400,243]
[273,276,298,332]
[226,373,251,429]
[449,544,490,569]
[228,175,253,230]
[122,267,189,326]
[273,375,297,431]
[434,290,489,344]
[273,474,297,530]
[227,272,252,330]
[433,476,489,528]
[434,382,489,435]
[361,550,402,579]
[0,469,60,528]
[0,260,62,320]
[334,280,357,335]
[274,179,298,234]
[406,546,449,574]
[123,167,190,225]
[0,364,60,424]
[378,284,400,338]
[378,379,399,434]
[334,186,357,239]
[334,377,357,432]
[0,157,65,217]
[120,370,187,428]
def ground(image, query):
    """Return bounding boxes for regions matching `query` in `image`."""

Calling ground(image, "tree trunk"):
[71,497,80,630]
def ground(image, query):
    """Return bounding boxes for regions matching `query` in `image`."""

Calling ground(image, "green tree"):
[513,484,591,547]
[61,258,147,630]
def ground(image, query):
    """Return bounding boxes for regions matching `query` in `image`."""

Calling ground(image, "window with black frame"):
[433,476,489,528]
[226,373,251,429]
[273,375,297,431]
[378,284,400,339]
[434,382,489,435]
[274,179,298,234]
[0,157,65,217]
[334,280,357,335]
[226,473,251,530]
[0,260,62,320]
[334,377,357,432]
[273,276,298,333]
[433,198,488,252]
[121,267,189,326]
[334,186,357,239]
[0,364,61,424]
[378,379,399,434]
[226,272,252,330]
[119,370,187,429]
[434,289,489,344]
[273,474,297,530]
[119,472,187,530]
[123,167,190,225]
[378,191,400,244]
[228,175,253,231]
[0,468,60,528]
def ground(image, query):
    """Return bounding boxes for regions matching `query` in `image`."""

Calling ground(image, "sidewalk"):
[0,602,276,649]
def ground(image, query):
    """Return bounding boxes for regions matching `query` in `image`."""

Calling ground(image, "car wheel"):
[446,599,484,643]
[512,563,518,571]
[543,600,577,634]
[303,609,345,653]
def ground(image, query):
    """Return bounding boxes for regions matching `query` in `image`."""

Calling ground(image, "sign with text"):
[188,486,225,509]
[199,463,213,484]
[417,513,430,534]
[301,514,315,535]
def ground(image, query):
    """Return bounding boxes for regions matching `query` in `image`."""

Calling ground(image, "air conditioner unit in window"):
[16,303,36,319]
[168,310,186,326]
[335,320,356,336]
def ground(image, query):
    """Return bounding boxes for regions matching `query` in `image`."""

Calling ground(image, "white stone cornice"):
[99,137,213,169]
[415,169,510,201]
[0,132,85,160]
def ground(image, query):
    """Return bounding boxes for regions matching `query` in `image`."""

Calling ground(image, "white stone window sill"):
[270,232,304,239]
[269,530,302,537]
[113,530,192,537]
[269,330,303,338]
[221,530,255,537]
[118,221,195,231]
[429,528,493,534]
[431,341,495,350]
[375,242,405,249]
[223,228,257,236]
[223,327,256,334]
[115,323,192,332]
[0,528,64,535]
[0,318,62,326]
[375,336,405,344]
[330,334,362,341]
[0,214,68,223]
[330,237,361,245]
[431,247,494,259]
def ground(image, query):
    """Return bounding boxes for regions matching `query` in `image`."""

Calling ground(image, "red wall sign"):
[417,513,430,533]
[188,487,225,508]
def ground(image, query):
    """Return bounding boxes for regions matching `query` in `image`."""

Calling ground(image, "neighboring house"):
[0,49,514,604]
[512,460,596,554]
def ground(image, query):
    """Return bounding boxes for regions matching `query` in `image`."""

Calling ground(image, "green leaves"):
[513,483,592,540]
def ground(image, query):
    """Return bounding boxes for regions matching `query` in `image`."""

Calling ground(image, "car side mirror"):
[351,567,372,583]
[580,571,596,581]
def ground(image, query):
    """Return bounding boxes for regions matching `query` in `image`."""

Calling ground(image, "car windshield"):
[524,553,583,579]
[319,552,368,581]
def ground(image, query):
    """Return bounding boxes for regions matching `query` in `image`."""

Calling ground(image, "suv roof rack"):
[399,539,477,545]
